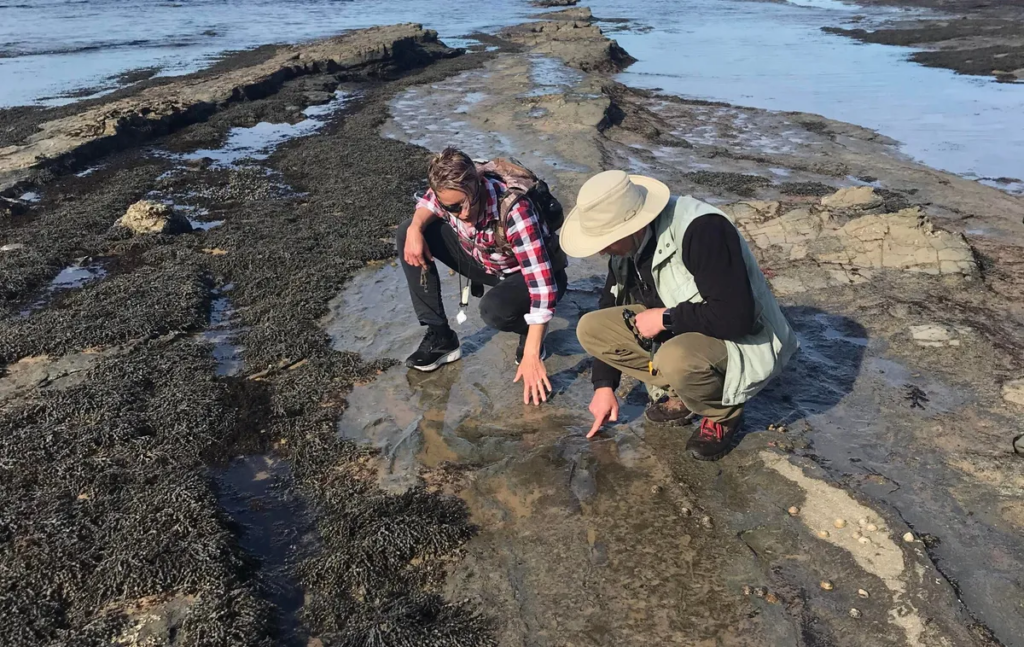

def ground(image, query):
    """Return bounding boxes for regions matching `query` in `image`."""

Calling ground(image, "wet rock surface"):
[499,19,635,72]
[2,11,1024,647]
[368,31,1024,647]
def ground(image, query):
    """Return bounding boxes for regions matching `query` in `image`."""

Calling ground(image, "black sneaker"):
[644,397,696,426]
[406,328,461,372]
[685,418,740,461]
[515,335,550,365]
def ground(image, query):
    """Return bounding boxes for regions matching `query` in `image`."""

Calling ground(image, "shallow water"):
[323,260,644,494]
[181,91,352,168]
[212,454,309,636]
[589,0,1024,181]
[382,61,590,175]
[202,285,244,377]
[18,259,107,316]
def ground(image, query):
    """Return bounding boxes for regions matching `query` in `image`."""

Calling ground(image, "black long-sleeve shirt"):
[592,214,756,390]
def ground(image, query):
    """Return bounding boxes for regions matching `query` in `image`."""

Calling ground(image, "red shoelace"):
[698,418,727,441]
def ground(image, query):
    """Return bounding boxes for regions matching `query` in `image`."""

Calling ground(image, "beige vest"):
[611,196,799,405]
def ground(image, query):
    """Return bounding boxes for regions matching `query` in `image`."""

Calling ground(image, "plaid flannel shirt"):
[416,175,558,325]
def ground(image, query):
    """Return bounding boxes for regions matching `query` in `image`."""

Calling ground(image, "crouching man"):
[561,170,799,460]
[398,147,568,405]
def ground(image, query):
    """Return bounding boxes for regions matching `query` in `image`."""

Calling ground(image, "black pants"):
[396,218,567,335]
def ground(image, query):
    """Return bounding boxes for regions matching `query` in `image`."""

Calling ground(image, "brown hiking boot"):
[686,418,740,461]
[644,397,696,426]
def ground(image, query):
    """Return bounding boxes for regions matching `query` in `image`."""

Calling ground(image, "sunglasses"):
[438,197,467,214]
[437,185,479,215]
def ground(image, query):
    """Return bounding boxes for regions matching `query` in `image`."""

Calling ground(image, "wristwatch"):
[662,308,674,331]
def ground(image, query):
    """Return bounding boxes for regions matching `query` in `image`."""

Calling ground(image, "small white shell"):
[903,532,915,543]
[866,524,878,532]
[857,589,870,599]
[834,519,847,529]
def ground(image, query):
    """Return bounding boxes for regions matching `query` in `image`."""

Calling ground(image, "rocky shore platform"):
[2,7,1023,647]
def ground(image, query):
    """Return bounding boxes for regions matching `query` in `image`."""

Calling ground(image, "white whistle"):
[456,285,470,325]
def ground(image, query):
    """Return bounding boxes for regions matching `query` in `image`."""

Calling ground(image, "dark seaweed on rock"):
[0,263,211,362]
[777,181,836,197]
[1,42,493,645]
[684,171,772,198]
[0,162,169,307]
[0,340,276,646]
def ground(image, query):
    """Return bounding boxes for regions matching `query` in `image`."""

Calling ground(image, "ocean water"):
[0,0,530,106]
[2,0,1023,183]
[587,0,1024,181]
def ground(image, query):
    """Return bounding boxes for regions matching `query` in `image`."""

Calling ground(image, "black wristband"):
[662,307,674,331]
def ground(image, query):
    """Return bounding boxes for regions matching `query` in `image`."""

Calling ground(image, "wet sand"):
[2,7,1024,647]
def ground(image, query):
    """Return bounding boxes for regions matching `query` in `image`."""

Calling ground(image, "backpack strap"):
[493,187,527,255]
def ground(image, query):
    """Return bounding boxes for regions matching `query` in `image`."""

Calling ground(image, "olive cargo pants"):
[576,305,744,427]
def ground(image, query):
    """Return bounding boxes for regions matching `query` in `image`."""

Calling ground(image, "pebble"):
[903,532,915,543]
[853,531,862,539]
[866,524,878,532]
[680,507,692,517]
[701,515,714,529]
[788,506,800,516]
[858,536,871,544]
[818,530,830,539]
[765,593,780,604]
[849,608,863,619]
[834,519,847,529]
[754,586,768,598]
[858,518,868,526]
[651,485,662,494]
[858,589,870,599]
[743,585,753,596]
[820,580,834,591]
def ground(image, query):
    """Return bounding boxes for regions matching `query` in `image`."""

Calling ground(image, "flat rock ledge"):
[0,24,456,195]
[500,20,636,73]
[723,188,977,296]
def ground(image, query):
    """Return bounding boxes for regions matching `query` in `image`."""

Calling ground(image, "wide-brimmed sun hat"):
[560,170,671,258]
